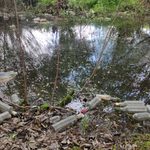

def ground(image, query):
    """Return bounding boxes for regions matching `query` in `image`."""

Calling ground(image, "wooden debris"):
[0,111,11,123]
[52,113,84,132]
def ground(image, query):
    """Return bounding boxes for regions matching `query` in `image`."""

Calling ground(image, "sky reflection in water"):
[0,22,150,101]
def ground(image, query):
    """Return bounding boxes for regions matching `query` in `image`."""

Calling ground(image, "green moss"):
[40,102,49,110]
[131,134,150,150]
[71,146,81,150]
[38,0,56,6]
[59,90,74,107]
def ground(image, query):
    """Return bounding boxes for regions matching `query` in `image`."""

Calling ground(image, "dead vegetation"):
[0,100,150,150]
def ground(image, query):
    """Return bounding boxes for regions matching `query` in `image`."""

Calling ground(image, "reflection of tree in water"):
[0,20,149,103]
[93,22,150,100]
[0,23,18,71]
[59,25,95,83]
[0,23,94,102]
[0,22,38,99]
[35,25,95,102]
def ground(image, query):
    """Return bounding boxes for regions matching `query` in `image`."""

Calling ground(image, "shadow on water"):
[0,19,150,103]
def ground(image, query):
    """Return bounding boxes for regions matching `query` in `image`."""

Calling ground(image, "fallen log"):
[52,113,84,132]
[0,111,11,123]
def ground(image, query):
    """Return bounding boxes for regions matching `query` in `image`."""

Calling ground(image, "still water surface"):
[0,19,150,103]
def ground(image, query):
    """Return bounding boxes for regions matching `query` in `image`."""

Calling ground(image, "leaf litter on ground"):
[0,96,150,150]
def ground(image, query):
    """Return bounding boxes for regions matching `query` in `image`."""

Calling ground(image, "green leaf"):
[40,102,49,110]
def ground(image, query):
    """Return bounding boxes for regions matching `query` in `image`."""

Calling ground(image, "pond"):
[0,18,150,104]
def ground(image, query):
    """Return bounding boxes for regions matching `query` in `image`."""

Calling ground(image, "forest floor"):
[0,99,150,150]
